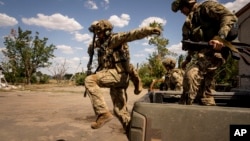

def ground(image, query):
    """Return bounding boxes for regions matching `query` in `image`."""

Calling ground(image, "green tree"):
[215,56,239,84]
[148,22,169,59]
[147,22,169,79]
[177,54,185,68]
[138,22,175,87]
[2,27,56,84]
[138,63,153,88]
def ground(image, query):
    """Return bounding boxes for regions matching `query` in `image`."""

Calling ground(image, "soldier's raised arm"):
[109,26,161,49]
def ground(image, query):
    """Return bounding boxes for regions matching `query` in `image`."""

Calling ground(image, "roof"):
[235,2,250,17]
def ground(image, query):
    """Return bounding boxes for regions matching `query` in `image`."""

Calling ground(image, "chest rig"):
[184,2,220,42]
[96,34,130,73]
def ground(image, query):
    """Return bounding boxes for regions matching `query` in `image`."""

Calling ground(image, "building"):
[235,2,250,89]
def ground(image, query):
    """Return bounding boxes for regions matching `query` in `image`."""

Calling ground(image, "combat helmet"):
[88,19,113,35]
[162,58,176,69]
[171,0,196,12]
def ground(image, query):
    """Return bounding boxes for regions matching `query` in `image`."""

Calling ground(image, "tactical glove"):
[151,27,162,35]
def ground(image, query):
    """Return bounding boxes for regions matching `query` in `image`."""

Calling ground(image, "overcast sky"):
[0,0,249,74]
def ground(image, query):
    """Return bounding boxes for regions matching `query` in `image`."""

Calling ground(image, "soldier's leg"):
[110,87,131,132]
[85,70,119,129]
[85,73,109,115]
[200,71,216,106]
[128,64,142,95]
[171,71,184,91]
[179,66,201,105]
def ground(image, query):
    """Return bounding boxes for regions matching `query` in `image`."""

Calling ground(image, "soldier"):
[149,58,184,91]
[88,44,142,95]
[171,0,238,105]
[84,19,161,132]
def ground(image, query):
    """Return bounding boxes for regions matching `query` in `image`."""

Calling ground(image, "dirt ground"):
[0,84,147,141]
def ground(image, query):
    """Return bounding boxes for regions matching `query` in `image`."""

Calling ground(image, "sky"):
[0,0,249,75]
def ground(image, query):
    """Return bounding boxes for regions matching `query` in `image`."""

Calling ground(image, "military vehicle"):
[127,42,250,141]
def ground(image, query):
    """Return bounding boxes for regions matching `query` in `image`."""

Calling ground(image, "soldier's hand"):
[209,39,224,51]
[152,27,161,35]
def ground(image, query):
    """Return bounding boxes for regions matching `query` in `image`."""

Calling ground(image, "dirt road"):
[0,85,147,141]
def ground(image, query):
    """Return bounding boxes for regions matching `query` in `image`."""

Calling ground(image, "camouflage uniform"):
[162,58,184,91]
[85,19,161,131]
[92,41,142,95]
[150,58,184,91]
[172,0,238,105]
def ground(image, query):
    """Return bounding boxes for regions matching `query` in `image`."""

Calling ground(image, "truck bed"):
[128,90,250,141]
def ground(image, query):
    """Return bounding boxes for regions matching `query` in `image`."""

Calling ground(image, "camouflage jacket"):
[164,68,184,91]
[182,0,237,42]
[182,0,237,63]
[95,26,159,73]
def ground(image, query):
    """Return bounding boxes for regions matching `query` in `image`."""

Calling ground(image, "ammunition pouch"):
[98,34,131,73]
[113,43,130,73]
[113,51,130,73]
[191,26,203,41]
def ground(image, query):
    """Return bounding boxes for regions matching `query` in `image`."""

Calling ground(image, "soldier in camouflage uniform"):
[150,58,184,91]
[85,19,161,131]
[162,58,184,91]
[171,0,237,105]
[88,44,142,95]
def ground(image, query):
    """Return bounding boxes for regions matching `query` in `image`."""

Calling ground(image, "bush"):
[39,74,50,84]
[141,75,154,88]
[75,73,87,86]
[30,74,50,84]
[31,75,38,83]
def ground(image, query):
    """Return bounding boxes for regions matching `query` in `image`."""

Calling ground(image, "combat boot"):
[91,112,113,129]
[201,97,216,106]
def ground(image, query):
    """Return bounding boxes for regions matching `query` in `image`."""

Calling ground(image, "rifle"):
[84,33,96,97]
[182,37,250,65]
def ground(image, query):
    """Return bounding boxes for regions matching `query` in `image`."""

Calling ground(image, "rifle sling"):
[239,53,250,65]
[230,40,250,65]
[240,48,250,56]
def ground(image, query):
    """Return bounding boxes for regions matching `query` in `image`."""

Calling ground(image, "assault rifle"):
[86,36,95,75]
[84,33,96,97]
[182,37,250,65]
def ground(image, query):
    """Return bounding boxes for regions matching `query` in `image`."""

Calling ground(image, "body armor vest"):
[96,35,130,73]
[187,1,238,42]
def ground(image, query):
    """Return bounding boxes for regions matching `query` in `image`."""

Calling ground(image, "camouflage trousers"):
[180,52,225,105]
[85,69,130,129]
[165,69,184,91]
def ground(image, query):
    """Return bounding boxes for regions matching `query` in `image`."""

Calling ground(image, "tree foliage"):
[138,22,176,88]
[177,54,185,68]
[148,22,169,59]
[2,27,56,84]
[214,55,239,84]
